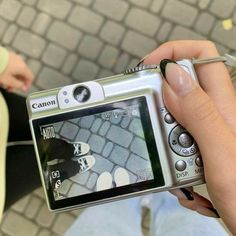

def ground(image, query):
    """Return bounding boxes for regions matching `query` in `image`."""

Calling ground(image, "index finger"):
[144,40,236,123]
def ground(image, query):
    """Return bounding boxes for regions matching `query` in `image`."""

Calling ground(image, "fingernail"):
[136,54,150,67]
[159,59,177,78]
[180,188,194,201]
[160,59,197,96]
[197,206,220,218]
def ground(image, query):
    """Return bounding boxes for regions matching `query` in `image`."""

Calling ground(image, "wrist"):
[0,47,9,76]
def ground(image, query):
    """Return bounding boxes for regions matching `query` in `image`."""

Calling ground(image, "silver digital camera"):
[27,60,204,212]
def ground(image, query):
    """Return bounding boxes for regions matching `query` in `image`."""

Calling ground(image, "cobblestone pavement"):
[0,0,236,235]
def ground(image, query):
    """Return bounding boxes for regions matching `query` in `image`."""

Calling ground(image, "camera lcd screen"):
[33,97,164,210]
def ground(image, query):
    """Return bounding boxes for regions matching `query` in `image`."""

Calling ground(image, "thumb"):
[160,60,232,158]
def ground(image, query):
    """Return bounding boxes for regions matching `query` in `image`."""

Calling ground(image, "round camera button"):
[178,132,194,148]
[175,160,187,171]
[164,113,175,124]
[65,99,69,104]
[195,156,203,167]
[63,91,67,96]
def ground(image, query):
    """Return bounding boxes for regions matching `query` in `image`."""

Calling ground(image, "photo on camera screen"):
[35,97,162,202]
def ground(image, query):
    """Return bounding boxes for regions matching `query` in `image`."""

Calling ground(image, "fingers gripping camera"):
[27,60,204,212]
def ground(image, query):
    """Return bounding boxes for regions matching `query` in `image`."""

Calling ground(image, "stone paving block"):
[94,0,129,21]
[32,13,52,35]
[58,179,72,195]
[17,6,36,28]
[24,196,42,219]
[2,211,39,236]
[0,18,7,38]
[169,25,205,41]
[11,195,30,213]
[121,30,157,58]
[72,0,93,6]
[129,58,140,68]
[20,0,37,5]
[36,204,56,228]
[2,24,18,45]
[121,116,131,129]
[114,53,130,73]
[13,29,46,58]
[36,67,72,89]
[0,0,22,22]
[71,171,90,185]
[60,122,79,140]
[68,6,104,34]
[214,42,230,55]
[37,229,52,236]
[110,112,122,124]
[100,20,125,46]
[97,69,114,78]
[194,12,215,35]
[78,116,95,129]
[130,137,149,160]
[53,121,63,133]
[211,22,236,50]
[37,0,72,19]
[68,184,91,197]
[88,134,106,153]
[156,21,173,43]
[126,153,151,175]
[52,213,75,235]
[110,145,129,166]
[209,0,236,18]
[78,35,103,60]
[33,187,45,199]
[42,43,67,69]
[107,125,133,148]
[91,118,102,133]
[87,172,98,189]
[62,54,78,75]
[75,128,91,142]
[72,59,99,81]
[150,0,165,13]
[129,118,144,138]
[102,142,114,157]
[198,0,211,9]
[98,45,120,69]
[125,8,161,37]
[233,11,236,24]
[129,0,152,8]
[181,0,197,4]
[71,209,84,217]
[91,154,114,174]
[27,58,42,77]
[162,0,198,27]
[47,21,82,51]
[99,121,111,136]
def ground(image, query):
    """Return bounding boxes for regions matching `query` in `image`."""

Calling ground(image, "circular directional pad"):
[169,125,198,157]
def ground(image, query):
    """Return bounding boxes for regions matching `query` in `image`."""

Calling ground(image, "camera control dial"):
[169,125,198,157]
[124,64,159,74]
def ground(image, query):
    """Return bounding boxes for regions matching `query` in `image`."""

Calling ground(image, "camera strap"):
[192,54,236,68]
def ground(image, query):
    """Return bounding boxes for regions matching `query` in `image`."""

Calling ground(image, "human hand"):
[143,40,236,234]
[0,51,34,92]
